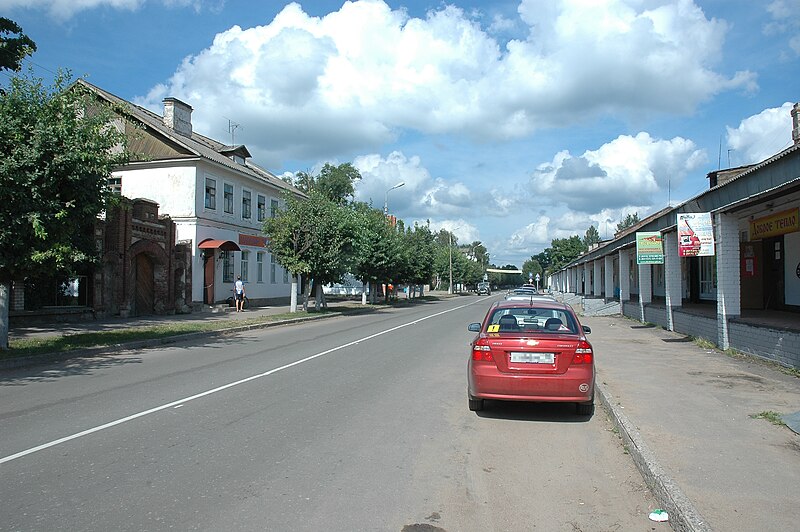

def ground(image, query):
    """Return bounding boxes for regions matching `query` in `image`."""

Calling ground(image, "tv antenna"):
[224,117,241,145]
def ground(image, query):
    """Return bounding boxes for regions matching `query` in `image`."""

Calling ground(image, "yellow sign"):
[487,324,499,333]
[749,208,799,240]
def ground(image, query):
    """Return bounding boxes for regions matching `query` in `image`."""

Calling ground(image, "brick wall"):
[673,310,717,343]
[729,322,800,368]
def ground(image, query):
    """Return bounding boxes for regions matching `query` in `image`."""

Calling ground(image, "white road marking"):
[1,300,482,465]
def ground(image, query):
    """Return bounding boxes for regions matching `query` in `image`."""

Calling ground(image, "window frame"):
[223,182,234,214]
[242,189,252,220]
[205,177,217,210]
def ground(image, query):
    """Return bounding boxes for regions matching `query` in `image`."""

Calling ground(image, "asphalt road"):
[1,296,657,531]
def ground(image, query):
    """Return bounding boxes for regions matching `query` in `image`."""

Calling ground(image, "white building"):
[80,80,303,308]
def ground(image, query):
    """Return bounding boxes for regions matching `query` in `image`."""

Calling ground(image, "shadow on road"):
[473,400,592,423]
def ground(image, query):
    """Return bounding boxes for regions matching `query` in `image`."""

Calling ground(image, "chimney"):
[792,102,800,147]
[162,97,193,137]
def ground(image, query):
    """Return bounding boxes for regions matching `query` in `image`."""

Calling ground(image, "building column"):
[638,263,652,323]
[604,255,614,301]
[571,267,578,294]
[716,212,741,349]
[619,249,631,302]
[593,260,602,297]
[584,262,592,295]
[663,231,682,331]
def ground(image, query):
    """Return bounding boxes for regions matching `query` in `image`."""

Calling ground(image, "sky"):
[3,0,799,267]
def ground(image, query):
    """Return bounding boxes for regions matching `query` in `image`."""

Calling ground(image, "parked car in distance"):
[477,282,491,295]
[467,299,594,415]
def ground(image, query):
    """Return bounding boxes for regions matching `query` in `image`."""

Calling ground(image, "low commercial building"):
[551,103,800,369]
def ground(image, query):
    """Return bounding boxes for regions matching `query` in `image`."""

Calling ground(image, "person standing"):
[234,275,246,312]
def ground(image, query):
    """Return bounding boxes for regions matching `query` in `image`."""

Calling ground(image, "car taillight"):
[472,338,493,362]
[572,340,593,364]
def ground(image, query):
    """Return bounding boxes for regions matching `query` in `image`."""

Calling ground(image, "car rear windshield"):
[486,307,578,334]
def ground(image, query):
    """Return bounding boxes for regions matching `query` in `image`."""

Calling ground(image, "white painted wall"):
[785,231,800,306]
[114,161,292,305]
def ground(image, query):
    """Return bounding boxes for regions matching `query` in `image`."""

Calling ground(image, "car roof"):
[492,299,571,311]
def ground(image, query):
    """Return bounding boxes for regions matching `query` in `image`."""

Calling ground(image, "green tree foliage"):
[291,163,361,204]
[522,258,543,280]
[0,18,36,72]
[263,190,359,311]
[616,212,640,233]
[0,71,131,348]
[583,225,601,248]
[350,203,404,300]
[548,236,587,272]
[403,223,436,295]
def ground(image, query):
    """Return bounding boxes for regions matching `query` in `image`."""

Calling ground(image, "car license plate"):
[510,352,554,364]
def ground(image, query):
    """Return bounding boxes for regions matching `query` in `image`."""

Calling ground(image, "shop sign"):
[239,234,268,247]
[636,231,664,264]
[678,212,715,257]
[749,208,799,240]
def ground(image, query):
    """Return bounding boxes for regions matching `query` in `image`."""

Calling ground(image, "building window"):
[205,178,216,209]
[257,195,266,222]
[699,255,717,300]
[257,252,264,283]
[270,253,276,284]
[271,199,279,218]
[108,176,122,195]
[224,183,234,214]
[222,251,234,282]
[242,190,252,220]
[241,250,249,282]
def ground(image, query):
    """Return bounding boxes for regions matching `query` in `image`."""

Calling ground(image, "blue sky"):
[3,0,799,267]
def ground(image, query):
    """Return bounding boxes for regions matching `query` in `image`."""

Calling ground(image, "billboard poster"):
[636,232,664,264]
[678,212,715,257]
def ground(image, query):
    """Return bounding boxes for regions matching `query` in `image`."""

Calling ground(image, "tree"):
[351,202,403,303]
[583,225,601,248]
[263,190,358,312]
[522,258,543,281]
[0,18,36,72]
[0,71,131,348]
[616,212,640,233]
[548,236,587,272]
[291,163,361,204]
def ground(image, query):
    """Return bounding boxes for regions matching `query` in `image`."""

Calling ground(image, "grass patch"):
[689,336,717,350]
[750,411,786,426]
[2,308,355,360]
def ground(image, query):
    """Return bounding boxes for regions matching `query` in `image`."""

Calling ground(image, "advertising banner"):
[678,212,715,257]
[749,208,799,240]
[636,232,664,264]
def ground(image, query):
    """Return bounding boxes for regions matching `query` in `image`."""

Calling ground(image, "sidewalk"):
[583,314,800,532]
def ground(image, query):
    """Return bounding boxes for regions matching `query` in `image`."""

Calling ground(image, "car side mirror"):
[468,323,481,332]
[582,325,592,334]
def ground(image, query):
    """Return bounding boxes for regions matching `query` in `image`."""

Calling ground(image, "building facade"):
[81,80,304,308]
[551,103,800,369]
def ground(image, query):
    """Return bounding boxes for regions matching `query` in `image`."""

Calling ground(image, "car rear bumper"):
[469,364,594,403]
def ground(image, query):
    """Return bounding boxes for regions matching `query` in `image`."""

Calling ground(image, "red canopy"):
[198,239,241,251]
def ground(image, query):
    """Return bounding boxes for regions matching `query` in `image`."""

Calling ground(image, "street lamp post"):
[384,182,405,216]
[448,226,461,295]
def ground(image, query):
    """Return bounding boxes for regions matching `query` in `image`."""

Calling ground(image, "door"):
[134,254,154,316]
[762,236,785,309]
[203,253,215,305]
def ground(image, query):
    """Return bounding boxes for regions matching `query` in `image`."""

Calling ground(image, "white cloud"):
[726,102,795,164]
[765,0,800,56]
[124,0,753,167]
[529,133,706,213]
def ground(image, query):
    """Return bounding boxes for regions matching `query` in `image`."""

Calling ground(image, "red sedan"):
[467,299,595,415]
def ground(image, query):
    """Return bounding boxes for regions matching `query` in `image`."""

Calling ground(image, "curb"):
[597,382,712,532]
[0,310,357,371]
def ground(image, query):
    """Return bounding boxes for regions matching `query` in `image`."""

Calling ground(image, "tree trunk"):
[361,278,367,305]
[315,282,322,311]
[0,281,10,350]
[290,275,298,313]
[303,278,310,311]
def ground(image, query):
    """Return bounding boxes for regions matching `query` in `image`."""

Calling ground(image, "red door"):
[204,254,215,304]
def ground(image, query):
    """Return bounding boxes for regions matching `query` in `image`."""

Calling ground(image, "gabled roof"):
[75,79,304,198]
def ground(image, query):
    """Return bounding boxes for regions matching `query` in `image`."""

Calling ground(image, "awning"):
[198,239,241,251]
